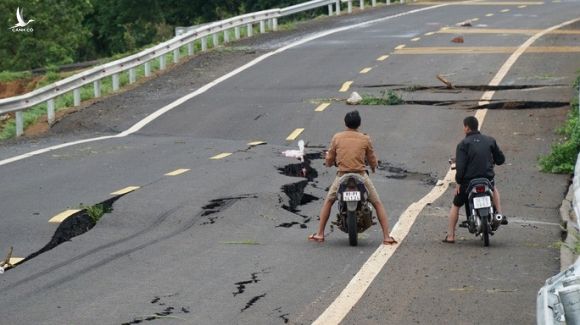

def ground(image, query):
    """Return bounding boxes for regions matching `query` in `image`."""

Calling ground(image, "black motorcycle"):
[333,173,374,246]
[464,178,503,247]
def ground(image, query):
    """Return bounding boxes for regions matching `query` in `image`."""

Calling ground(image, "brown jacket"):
[325,129,378,173]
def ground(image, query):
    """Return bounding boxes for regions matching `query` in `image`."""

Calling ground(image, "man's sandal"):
[308,234,324,243]
[442,235,455,244]
[383,237,398,245]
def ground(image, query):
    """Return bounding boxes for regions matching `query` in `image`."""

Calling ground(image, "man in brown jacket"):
[308,110,397,245]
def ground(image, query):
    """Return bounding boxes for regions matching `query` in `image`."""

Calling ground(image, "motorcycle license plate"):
[343,191,361,202]
[473,196,491,209]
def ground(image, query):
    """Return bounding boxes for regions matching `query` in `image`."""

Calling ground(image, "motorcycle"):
[463,178,503,247]
[449,158,502,247]
[333,173,374,246]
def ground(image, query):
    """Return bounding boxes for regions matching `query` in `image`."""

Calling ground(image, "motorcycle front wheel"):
[347,210,358,246]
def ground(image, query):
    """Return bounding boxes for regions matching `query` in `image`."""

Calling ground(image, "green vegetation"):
[361,90,404,106]
[539,76,580,174]
[0,0,314,72]
[82,202,113,223]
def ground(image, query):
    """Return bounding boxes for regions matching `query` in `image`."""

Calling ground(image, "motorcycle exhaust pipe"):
[494,214,503,222]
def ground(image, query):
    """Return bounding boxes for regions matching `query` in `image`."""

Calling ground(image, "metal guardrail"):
[0,0,398,137]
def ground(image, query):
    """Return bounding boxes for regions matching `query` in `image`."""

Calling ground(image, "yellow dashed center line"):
[518,4,527,7]
[165,168,190,176]
[377,55,390,61]
[472,18,480,21]
[339,81,353,92]
[247,141,267,146]
[501,9,511,12]
[395,44,407,50]
[210,153,232,160]
[315,103,331,112]
[111,186,140,195]
[286,128,305,141]
[486,13,494,16]
[49,209,81,223]
[360,67,373,74]
[424,32,436,36]
[8,257,24,265]
[411,37,421,42]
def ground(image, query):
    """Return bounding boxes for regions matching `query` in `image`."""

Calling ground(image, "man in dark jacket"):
[443,116,506,243]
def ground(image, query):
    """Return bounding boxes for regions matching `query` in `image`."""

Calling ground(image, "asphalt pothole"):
[377,161,438,186]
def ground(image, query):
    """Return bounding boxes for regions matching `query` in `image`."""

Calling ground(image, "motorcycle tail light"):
[475,185,486,193]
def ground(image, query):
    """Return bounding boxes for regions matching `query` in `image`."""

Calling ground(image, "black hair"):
[345,110,361,129]
[463,116,479,131]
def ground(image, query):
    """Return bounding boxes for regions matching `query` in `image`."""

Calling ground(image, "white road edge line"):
[311,17,580,325]
[0,3,452,168]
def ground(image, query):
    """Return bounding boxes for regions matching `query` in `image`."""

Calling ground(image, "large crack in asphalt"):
[362,83,568,91]
[277,152,323,229]
[122,294,191,324]
[199,195,257,226]
[232,268,271,313]
[377,161,438,186]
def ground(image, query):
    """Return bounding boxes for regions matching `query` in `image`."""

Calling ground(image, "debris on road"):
[0,246,14,273]
[437,74,455,89]
[347,91,363,105]
[457,20,473,27]
[451,36,464,43]
[282,140,305,162]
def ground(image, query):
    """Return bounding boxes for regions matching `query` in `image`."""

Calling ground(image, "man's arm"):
[366,136,379,173]
[325,135,337,167]
[455,141,467,184]
[491,138,505,166]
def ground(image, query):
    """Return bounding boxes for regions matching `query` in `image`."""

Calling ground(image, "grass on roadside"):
[539,75,580,174]
[361,90,404,105]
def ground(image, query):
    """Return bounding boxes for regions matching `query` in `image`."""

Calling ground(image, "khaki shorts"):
[325,173,380,205]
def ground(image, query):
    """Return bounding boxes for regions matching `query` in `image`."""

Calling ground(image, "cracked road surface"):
[0,2,578,324]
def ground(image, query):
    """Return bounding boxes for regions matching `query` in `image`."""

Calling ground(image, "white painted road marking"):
[49,209,81,223]
[210,153,232,160]
[312,17,580,325]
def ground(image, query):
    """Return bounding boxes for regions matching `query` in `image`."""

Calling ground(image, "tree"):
[0,0,93,71]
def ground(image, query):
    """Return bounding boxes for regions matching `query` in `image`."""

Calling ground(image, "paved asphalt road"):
[0,1,579,324]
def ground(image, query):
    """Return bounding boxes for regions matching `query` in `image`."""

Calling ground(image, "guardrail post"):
[73,88,81,107]
[260,20,266,33]
[15,111,23,137]
[336,0,341,15]
[112,73,120,91]
[235,26,241,39]
[129,68,137,84]
[188,42,194,56]
[247,23,253,37]
[267,19,273,31]
[387,0,391,5]
[224,30,230,43]
[273,18,278,31]
[202,37,208,51]
[173,48,180,63]
[144,62,152,77]
[159,55,166,70]
[360,0,365,10]
[328,4,334,16]
[47,99,55,124]
[212,33,219,47]
[401,0,405,3]
[94,80,101,97]
[372,0,376,6]
[348,0,353,13]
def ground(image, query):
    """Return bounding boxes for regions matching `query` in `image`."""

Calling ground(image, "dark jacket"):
[455,131,505,184]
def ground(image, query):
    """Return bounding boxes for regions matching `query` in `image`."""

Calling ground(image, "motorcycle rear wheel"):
[482,217,490,247]
[347,211,358,246]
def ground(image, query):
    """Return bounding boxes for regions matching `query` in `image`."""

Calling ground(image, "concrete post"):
[129,68,136,84]
[159,55,166,70]
[15,111,23,137]
[202,37,208,51]
[73,88,81,106]
[235,26,241,39]
[260,20,266,33]
[212,33,219,47]
[372,0,376,6]
[336,0,341,15]
[188,42,194,56]
[112,73,120,91]
[348,0,353,13]
[144,62,151,77]
[360,0,365,10]
[47,99,55,124]
[247,23,253,37]
[173,48,180,63]
[224,30,230,43]
[328,4,334,16]
[93,80,101,97]
[273,18,278,31]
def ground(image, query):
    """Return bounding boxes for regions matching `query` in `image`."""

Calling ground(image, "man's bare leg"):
[371,200,396,244]
[446,205,460,241]
[493,187,502,214]
[311,199,334,240]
